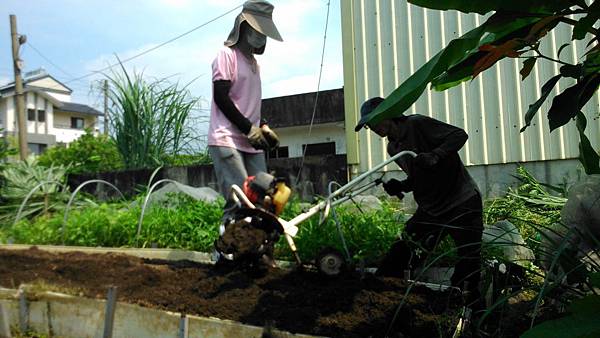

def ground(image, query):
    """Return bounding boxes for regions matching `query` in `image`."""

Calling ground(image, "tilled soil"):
[0,247,463,338]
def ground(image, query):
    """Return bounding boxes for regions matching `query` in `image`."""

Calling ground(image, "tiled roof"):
[56,102,103,116]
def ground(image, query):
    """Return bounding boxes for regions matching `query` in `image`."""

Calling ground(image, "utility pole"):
[103,79,108,135]
[10,14,27,160]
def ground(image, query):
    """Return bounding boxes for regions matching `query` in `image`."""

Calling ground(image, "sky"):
[0,0,343,118]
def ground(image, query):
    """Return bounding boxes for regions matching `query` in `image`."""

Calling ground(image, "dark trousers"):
[378,193,483,292]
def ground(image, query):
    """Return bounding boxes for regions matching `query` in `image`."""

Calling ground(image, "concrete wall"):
[68,155,348,201]
[0,287,320,338]
[382,158,581,212]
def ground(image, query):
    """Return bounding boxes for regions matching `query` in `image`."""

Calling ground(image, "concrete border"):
[0,287,324,338]
[0,244,214,264]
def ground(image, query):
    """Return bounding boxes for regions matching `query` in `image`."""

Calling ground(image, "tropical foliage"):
[366,0,600,173]
[0,156,72,224]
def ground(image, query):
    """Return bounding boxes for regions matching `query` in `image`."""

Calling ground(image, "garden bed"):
[0,247,463,337]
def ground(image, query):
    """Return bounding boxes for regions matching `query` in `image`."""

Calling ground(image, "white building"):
[261,88,346,159]
[0,69,102,154]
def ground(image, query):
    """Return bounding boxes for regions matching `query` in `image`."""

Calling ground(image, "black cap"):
[355,97,385,132]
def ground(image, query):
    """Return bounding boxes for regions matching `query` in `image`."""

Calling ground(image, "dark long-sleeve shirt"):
[387,114,479,216]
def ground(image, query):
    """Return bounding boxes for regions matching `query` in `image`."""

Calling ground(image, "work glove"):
[415,152,440,168]
[382,178,406,199]
[261,124,280,149]
[247,125,270,150]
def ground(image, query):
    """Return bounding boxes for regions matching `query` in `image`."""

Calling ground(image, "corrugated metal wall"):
[341,0,600,175]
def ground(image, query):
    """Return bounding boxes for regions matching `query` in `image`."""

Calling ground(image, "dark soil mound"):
[0,247,464,337]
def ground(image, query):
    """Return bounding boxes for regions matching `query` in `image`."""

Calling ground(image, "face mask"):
[246,28,266,50]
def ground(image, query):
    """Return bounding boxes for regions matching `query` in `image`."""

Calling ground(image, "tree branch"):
[531,47,573,66]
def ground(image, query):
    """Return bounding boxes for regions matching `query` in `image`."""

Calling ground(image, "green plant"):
[364,0,600,174]
[484,166,565,248]
[0,128,18,194]
[37,129,124,174]
[276,199,407,264]
[0,156,73,224]
[2,194,224,251]
[105,61,201,169]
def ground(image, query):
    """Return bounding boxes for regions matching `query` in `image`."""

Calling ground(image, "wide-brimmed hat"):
[355,97,385,131]
[225,0,283,46]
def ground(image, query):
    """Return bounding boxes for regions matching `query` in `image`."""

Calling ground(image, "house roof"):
[0,73,72,94]
[261,88,344,128]
[0,88,64,107]
[55,102,103,116]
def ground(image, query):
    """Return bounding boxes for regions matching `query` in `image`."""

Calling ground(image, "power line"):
[7,3,241,94]
[62,3,243,85]
[26,41,75,79]
[295,0,332,185]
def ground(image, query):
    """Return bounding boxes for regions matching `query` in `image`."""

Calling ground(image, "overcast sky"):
[0,0,343,115]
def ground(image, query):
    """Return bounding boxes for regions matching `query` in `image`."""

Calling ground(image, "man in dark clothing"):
[355,97,483,300]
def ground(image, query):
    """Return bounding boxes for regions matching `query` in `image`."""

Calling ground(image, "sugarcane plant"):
[105,60,201,169]
[365,0,600,174]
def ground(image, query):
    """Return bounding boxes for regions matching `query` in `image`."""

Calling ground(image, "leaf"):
[431,15,540,90]
[569,295,600,315]
[407,0,572,15]
[560,64,584,79]
[548,74,600,131]
[575,112,600,174]
[591,272,600,288]
[521,57,537,80]
[525,15,562,42]
[362,24,488,127]
[583,47,600,75]
[520,74,562,132]
[474,39,526,78]
[522,295,600,338]
[557,43,570,59]
[572,1,600,40]
[365,14,541,124]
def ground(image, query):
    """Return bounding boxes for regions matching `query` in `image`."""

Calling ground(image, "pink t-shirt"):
[208,46,262,154]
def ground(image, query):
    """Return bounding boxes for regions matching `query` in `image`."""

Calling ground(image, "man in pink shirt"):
[209,0,282,252]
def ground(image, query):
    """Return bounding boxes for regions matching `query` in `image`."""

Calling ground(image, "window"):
[301,142,336,156]
[268,146,289,159]
[71,117,84,129]
[27,143,47,155]
[27,109,36,121]
[26,109,46,122]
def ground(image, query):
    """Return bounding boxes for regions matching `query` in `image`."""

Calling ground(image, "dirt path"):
[0,247,463,337]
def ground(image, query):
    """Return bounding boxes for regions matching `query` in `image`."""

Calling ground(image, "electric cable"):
[294,0,332,186]
[26,42,75,79]
[17,3,242,93]
[62,3,243,85]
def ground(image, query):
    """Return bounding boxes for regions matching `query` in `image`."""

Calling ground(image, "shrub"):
[38,129,123,174]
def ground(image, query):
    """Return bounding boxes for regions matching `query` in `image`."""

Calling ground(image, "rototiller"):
[215,150,416,275]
